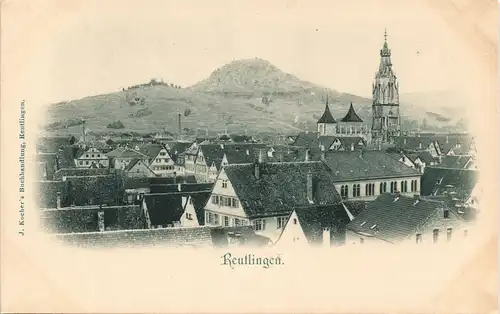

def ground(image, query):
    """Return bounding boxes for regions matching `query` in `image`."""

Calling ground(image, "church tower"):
[316,95,337,136]
[371,29,401,144]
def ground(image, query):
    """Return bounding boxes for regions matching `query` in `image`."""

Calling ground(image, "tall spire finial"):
[326,93,329,105]
[384,28,388,42]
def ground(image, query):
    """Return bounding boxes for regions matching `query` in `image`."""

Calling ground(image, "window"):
[160,152,166,156]
[97,154,100,158]
[189,198,193,205]
[365,183,375,196]
[85,161,89,165]
[433,229,439,244]
[231,198,239,208]
[416,234,422,244]
[277,217,287,229]
[85,154,89,158]
[353,184,361,197]
[79,161,83,165]
[400,181,408,193]
[380,182,387,194]
[214,214,219,225]
[186,213,193,220]
[293,218,297,225]
[390,181,397,193]
[92,154,95,158]
[253,219,266,231]
[340,185,349,198]
[447,228,453,242]
[211,195,219,205]
[224,216,229,227]
[234,218,241,226]
[222,180,228,188]
[443,209,450,219]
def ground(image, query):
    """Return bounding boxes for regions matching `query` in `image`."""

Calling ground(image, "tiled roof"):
[40,205,145,233]
[168,141,191,156]
[432,135,474,154]
[53,226,215,248]
[123,158,141,172]
[229,134,256,143]
[223,161,342,218]
[138,143,165,160]
[340,103,363,123]
[53,168,114,180]
[35,180,65,208]
[292,204,352,246]
[420,167,479,201]
[143,193,187,227]
[63,174,123,207]
[413,150,436,164]
[438,155,473,169]
[293,132,321,150]
[317,103,337,123]
[198,143,267,169]
[106,147,149,159]
[393,136,434,151]
[346,194,454,243]
[322,151,422,182]
[342,200,368,217]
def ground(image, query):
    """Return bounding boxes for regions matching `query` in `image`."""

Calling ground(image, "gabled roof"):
[168,141,191,156]
[393,136,434,151]
[293,132,321,150]
[322,151,422,182]
[223,161,342,218]
[198,143,267,169]
[346,194,458,243]
[413,150,436,164]
[317,102,337,124]
[143,192,188,227]
[292,204,352,246]
[340,103,363,123]
[138,143,166,160]
[106,147,149,159]
[421,167,479,201]
[439,155,473,169]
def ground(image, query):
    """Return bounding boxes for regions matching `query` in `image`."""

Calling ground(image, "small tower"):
[339,102,364,137]
[316,95,337,136]
[371,29,401,144]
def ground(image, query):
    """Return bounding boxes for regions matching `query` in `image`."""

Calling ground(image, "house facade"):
[204,160,343,242]
[123,159,156,178]
[322,151,422,201]
[144,145,176,177]
[75,147,109,168]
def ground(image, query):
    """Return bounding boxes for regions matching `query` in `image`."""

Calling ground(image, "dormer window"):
[443,209,450,219]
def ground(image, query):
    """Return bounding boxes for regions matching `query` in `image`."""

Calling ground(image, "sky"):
[2,0,489,106]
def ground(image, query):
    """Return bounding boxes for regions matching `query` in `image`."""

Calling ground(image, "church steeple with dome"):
[371,29,401,144]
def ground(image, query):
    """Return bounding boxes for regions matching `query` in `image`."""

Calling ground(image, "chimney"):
[412,194,420,206]
[305,149,310,162]
[359,148,364,159]
[254,162,260,179]
[446,135,449,144]
[419,142,422,149]
[404,138,407,145]
[350,143,355,151]
[322,227,331,248]
[246,149,249,156]
[178,113,182,139]
[220,143,224,149]
[321,151,326,160]
[307,170,313,203]
[56,192,61,209]
[258,149,264,163]
[97,210,105,232]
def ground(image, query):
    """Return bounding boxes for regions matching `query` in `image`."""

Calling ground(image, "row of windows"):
[84,154,104,158]
[153,165,175,171]
[416,228,467,244]
[206,212,244,227]
[211,195,239,208]
[341,180,420,198]
[154,158,170,163]
[79,160,107,166]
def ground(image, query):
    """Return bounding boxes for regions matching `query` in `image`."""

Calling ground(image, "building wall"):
[76,148,109,168]
[126,161,156,178]
[334,176,421,201]
[317,123,337,136]
[275,211,309,247]
[410,208,467,245]
[149,148,176,176]
[180,197,200,227]
[204,169,246,219]
[345,229,388,245]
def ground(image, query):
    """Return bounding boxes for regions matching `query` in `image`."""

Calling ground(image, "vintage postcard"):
[1,0,498,312]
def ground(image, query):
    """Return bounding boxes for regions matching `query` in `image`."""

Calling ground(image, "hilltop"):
[42,58,467,137]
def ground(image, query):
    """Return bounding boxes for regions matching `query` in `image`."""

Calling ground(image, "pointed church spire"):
[317,95,336,124]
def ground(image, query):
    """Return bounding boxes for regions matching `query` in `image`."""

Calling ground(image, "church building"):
[371,29,401,144]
